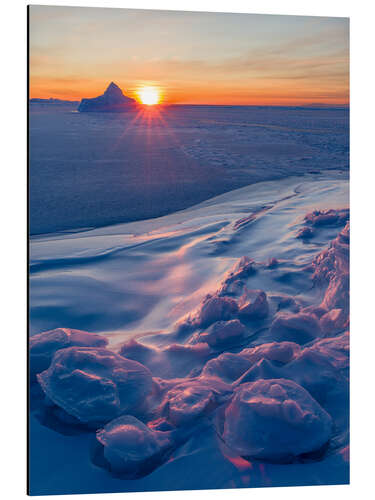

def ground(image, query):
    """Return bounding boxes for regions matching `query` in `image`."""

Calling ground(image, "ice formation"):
[238,289,269,320]
[197,319,247,347]
[30,204,349,488]
[304,208,349,227]
[78,82,137,112]
[222,379,332,462]
[269,312,322,345]
[96,415,171,477]
[37,347,153,424]
[29,328,108,378]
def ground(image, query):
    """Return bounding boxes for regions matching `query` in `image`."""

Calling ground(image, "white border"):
[1,1,374,499]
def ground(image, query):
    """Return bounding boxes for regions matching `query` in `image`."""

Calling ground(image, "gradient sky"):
[29,5,349,105]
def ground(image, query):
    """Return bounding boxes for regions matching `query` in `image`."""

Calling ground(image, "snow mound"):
[197,319,246,347]
[296,226,314,239]
[311,222,349,333]
[222,379,332,461]
[37,347,153,424]
[219,256,256,295]
[269,312,322,345]
[96,415,171,477]
[238,289,269,320]
[29,328,108,378]
[305,208,349,227]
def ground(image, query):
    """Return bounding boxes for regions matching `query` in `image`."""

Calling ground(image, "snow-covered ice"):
[29,105,349,494]
[37,347,154,425]
[222,379,332,462]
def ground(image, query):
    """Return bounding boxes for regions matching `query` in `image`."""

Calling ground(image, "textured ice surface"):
[197,319,247,347]
[29,328,108,378]
[37,347,153,424]
[29,166,349,493]
[222,379,332,461]
[269,312,322,345]
[238,289,269,320]
[96,415,171,477]
[29,106,348,234]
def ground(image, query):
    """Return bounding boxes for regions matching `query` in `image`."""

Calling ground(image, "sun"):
[137,86,160,106]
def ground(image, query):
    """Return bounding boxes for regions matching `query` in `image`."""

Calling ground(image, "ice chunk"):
[37,347,153,425]
[120,339,211,379]
[222,379,332,461]
[304,208,349,227]
[296,226,314,239]
[269,312,322,345]
[165,385,215,426]
[320,308,346,335]
[311,222,349,331]
[198,319,246,347]
[29,328,108,378]
[286,332,349,403]
[238,289,269,320]
[202,353,252,383]
[240,341,301,365]
[223,256,256,284]
[161,379,232,425]
[96,415,171,477]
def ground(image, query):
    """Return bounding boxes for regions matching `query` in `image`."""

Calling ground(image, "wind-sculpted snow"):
[296,208,349,240]
[222,379,332,462]
[311,222,349,333]
[37,347,153,425]
[219,256,256,296]
[119,339,211,379]
[29,176,349,492]
[29,328,108,378]
[305,208,349,227]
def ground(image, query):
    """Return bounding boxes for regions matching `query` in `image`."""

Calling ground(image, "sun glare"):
[138,86,160,106]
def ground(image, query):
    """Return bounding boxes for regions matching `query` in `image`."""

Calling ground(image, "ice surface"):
[37,347,153,424]
[29,106,348,234]
[29,328,108,378]
[179,294,238,332]
[269,312,322,345]
[197,319,247,347]
[96,415,171,477]
[30,108,349,494]
[238,289,269,320]
[222,379,332,462]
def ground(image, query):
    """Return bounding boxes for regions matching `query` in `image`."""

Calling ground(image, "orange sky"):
[29,6,349,106]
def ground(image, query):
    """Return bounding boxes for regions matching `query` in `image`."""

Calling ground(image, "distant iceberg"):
[30,98,80,105]
[78,82,137,112]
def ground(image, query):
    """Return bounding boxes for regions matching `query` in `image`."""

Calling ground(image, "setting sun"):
[137,86,160,105]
